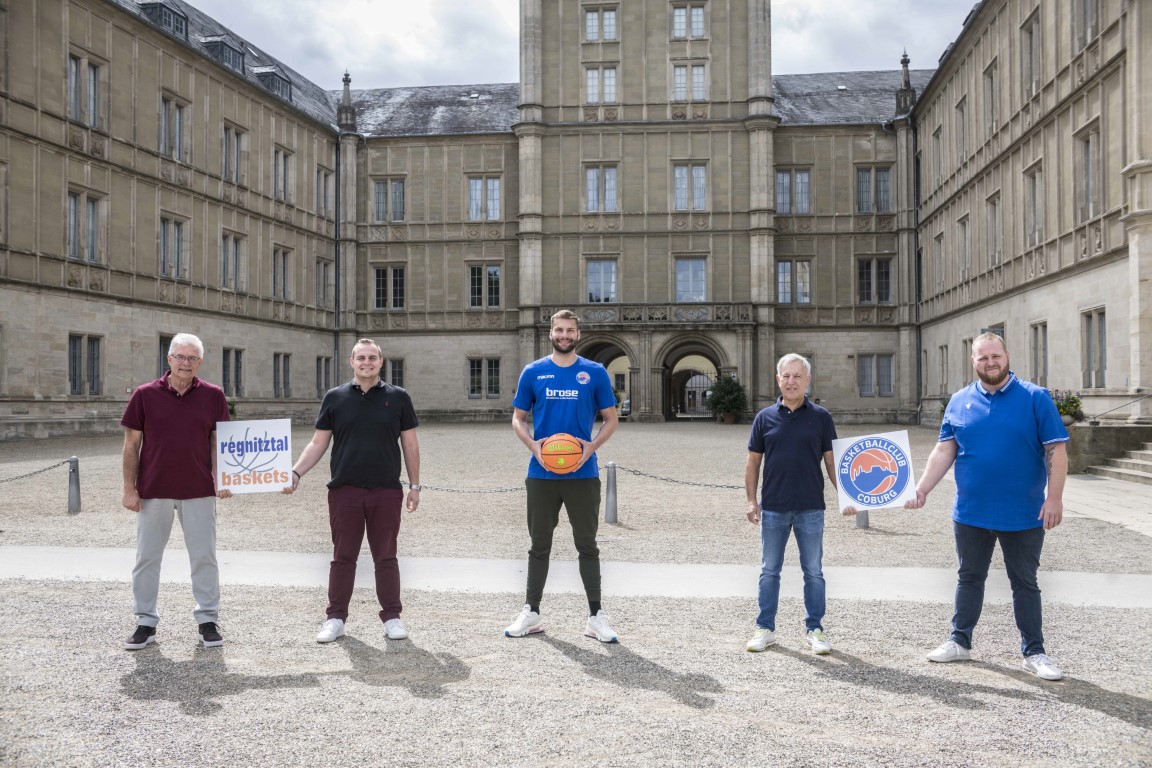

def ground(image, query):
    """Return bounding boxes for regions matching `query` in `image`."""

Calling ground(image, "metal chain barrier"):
[613,465,743,489]
[0,459,70,485]
[406,482,523,494]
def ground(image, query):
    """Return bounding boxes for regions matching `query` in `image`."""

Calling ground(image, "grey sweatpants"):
[132,496,219,627]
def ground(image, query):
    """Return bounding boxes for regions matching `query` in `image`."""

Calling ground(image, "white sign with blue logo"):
[832,430,918,511]
[215,419,293,494]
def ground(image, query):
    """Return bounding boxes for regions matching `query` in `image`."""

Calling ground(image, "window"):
[273,148,293,203]
[469,265,502,308]
[856,167,892,213]
[468,176,501,220]
[938,345,949,396]
[273,352,291,398]
[1082,308,1106,388]
[158,335,173,377]
[934,233,945,290]
[67,334,102,396]
[373,179,406,222]
[673,164,707,211]
[315,167,332,218]
[777,259,812,305]
[315,356,332,398]
[585,9,617,41]
[68,53,103,129]
[385,359,405,388]
[587,259,618,303]
[468,358,501,398]
[857,258,892,304]
[373,266,406,310]
[1073,0,1098,52]
[1022,12,1041,98]
[222,348,244,397]
[931,127,943,186]
[962,337,973,384]
[257,71,292,101]
[672,5,706,38]
[272,247,291,300]
[159,95,186,161]
[775,169,810,214]
[585,165,618,212]
[159,216,187,279]
[1030,322,1048,387]
[67,190,103,263]
[212,41,244,73]
[586,66,617,103]
[1024,165,1045,247]
[221,233,246,291]
[955,97,967,163]
[983,60,999,136]
[672,64,707,101]
[857,354,894,397]
[315,258,333,308]
[1075,125,1101,222]
[957,216,970,280]
[675,257,706,302]
[158,5,187,37]
[222,125,245,184]
[986,194,1002,267]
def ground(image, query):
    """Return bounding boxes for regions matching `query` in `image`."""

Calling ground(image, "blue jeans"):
[950,521,1046,656]
[756,508,825,632]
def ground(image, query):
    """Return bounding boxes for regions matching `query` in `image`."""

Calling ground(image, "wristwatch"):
[409,484,422,491]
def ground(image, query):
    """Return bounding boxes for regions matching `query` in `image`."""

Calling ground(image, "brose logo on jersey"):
[837,437,911,507]
[545,387,579,399]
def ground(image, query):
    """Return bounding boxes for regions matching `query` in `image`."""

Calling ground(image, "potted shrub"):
[1048,389,1083,426]
[706,375,748,424]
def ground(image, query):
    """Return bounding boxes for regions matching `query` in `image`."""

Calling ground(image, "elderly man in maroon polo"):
[121,333,232,650]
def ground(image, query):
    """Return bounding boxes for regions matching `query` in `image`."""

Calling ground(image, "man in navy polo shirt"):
[907,332,1068,681]
[745,353,839,655]
[121,332,232,650]
[286,338,421,644]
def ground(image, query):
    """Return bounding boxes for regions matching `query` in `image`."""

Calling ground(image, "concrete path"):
[1062,472,1152,537]
[3,544,1149,608]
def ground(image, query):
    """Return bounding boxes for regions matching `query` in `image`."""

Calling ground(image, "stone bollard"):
[67,456,81,515]
[605,461,618,524]
[855,508,869,529]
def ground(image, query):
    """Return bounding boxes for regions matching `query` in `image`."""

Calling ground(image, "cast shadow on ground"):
[973,661,1152,730]
[120,646,321,716]
[337,634,471,699]
[540,634,722,710]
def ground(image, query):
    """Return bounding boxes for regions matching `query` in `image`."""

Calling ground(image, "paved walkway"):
[4,544,1150,609]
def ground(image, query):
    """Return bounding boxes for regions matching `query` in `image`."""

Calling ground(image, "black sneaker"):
[198,622,223,648]
[124,625,156,650]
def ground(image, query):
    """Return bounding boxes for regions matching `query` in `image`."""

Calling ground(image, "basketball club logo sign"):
[833,431,916,510]
[576,371,591,385]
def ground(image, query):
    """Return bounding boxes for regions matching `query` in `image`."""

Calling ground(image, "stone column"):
[1124,0,1152,421]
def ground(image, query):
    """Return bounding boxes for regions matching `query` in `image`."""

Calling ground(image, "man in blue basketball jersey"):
[505,309,620,642]
[907,332,1068,680]
[745,353,840,655]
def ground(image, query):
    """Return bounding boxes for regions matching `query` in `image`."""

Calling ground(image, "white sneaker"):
[1022,653,1063,681]
[927,639,971,663]
[503,604,543,637]
[315,618,345,643]
[384,618,409,640]
[584,610,618,643]
[806,628,832,655]
[746,627,776,652]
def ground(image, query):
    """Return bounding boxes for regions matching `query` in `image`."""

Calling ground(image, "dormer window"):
[256,70,292,101]
[140,3,188,40]
[205,39,245,74]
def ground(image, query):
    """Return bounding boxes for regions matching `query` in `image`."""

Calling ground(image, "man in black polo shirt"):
[285,338,421,643]
[744,353,839,655]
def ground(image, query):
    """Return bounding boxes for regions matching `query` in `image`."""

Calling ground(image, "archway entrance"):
[578,338,633,417]
[667,355,718,418]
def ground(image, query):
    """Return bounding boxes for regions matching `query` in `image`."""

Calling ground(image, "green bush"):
[1048,389,1083,420]
[706,375,748,415]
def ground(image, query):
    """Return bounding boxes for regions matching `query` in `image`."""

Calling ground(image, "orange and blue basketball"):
[540,433,583,474]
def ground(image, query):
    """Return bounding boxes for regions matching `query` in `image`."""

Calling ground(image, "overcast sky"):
[185,0,974,91]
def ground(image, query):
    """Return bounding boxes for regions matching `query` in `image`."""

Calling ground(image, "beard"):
[551,337,576,353]
[976,366,1009,388]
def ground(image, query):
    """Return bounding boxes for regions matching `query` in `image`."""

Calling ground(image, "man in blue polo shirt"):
[907,332,1068,681]
[745,353,839,655]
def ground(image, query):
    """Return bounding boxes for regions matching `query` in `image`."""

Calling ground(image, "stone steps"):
[1085,442,1152,486]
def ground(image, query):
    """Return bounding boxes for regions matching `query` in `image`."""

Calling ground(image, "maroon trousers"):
[326,485,404,622]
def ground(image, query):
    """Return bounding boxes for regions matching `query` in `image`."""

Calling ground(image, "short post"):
[855,508,869,529]
[67,456,81,515]
[604,461,618,524]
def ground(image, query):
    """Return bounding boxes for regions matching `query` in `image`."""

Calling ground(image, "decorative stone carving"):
[176,285,188,304]
[466,226,481,239]
[222,186,233,203]
[371,314,386,329]
[584,108,599,122]
[91,136,106,158]
[389,226,406,241]
[68,127,84,150]
[692,105,708,119]
[646,306,668,322]
[855,216,872,231]
[585,308,618,323]
[1080,232,1088,260]
[671,215,688,230]
[621,307,644,322]
[177,169,189,187]
[715,306,733,321]
[465,314,482,328]
[272,304,281,320]
[1076,60,1085,85]
[797,218,812,232]
[160,164,174,182]
[487,313,503,328]
[605,218,619,231]
[390,315,408,329]
[234,296,246,314]
[220,293,233,312]
[879,308,895,323]
[674,306,710,322]
[88,273,105,292]
[159,282,171,301]
[487,226,501,238]
[671,107,687,120]
[798,309,816,325]
[603,108,618,122]
[693,216,708,230]
[66,266,83,288]
[856,308,873,323]
[776,309,793,324]
[878,215,896,231]
[776,218,790,232]
[371,227,387,241]
[583,218,600,232]
[1094,227,1103,254]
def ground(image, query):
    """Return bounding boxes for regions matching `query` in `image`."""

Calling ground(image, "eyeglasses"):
[169,354,202,363]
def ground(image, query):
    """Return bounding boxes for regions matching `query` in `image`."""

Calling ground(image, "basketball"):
[539,433,583,474]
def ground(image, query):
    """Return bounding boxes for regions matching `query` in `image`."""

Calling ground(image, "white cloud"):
[184,0,974,90]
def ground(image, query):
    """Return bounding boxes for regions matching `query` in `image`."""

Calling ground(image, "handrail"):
[1086,392,1152,425]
